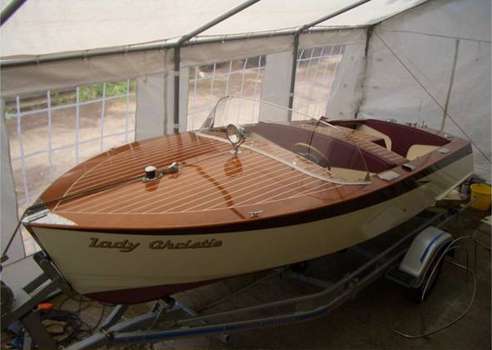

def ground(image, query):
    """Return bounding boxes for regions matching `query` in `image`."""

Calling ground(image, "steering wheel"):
[292,142,330,168]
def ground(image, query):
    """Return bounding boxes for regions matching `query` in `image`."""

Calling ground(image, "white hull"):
[31,154,473,296]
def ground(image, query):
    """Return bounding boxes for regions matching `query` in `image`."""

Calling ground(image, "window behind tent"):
[293,44,345,120]
[185,45,345,129]
[186,55,266,131]
[4,80,137,255]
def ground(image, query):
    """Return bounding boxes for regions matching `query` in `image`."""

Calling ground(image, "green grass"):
[78,80,135,102]
[54,80,136,105]
[5,80,137,115]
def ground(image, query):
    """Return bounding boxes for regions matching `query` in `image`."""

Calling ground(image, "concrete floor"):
[2,208,490,349]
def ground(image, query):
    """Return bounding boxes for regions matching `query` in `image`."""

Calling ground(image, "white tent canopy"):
[1,0,425,58]
[0,0,428,97]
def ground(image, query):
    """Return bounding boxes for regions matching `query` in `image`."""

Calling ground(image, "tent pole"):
[287,32,300,121]
[171,0,261,132]
[173,47,181,133]
[177,0,261,45]
[440,39,460,132]
[0,0,26,26]
[287,0,372,113]
[297,0,372,32]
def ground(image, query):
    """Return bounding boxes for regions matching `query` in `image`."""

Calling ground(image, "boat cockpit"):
[328,119,450,161]
[197,97,451,185]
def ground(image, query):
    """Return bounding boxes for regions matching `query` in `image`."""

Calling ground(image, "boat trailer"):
[1,207,466,349]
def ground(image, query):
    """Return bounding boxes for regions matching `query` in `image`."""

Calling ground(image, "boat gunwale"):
[26,136,472,235]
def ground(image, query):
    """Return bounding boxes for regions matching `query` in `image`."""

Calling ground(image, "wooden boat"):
[23,98,473,304]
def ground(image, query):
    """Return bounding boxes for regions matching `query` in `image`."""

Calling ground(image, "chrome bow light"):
[226,124,246,154]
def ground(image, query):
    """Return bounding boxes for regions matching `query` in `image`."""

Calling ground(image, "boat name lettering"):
[88,238,222,252]
[149,239,222,250]
[89,238,140,253]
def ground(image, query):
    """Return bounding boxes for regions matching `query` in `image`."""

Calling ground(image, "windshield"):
[197,97,373,185]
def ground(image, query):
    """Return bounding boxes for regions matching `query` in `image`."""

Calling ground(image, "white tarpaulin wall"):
[0,0,427,96]
[0,0,490,261]
[358,0,491,179]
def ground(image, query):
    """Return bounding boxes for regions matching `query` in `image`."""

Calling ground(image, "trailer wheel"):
[407,254,445,303]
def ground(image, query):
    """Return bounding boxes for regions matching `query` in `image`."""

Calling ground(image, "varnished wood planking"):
[34,122,470,232]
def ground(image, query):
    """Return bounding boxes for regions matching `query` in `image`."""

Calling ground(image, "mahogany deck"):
[55,138,336,215]
[41,130,352,230]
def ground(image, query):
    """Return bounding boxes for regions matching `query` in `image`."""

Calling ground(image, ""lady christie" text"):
[88,237,222,252]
